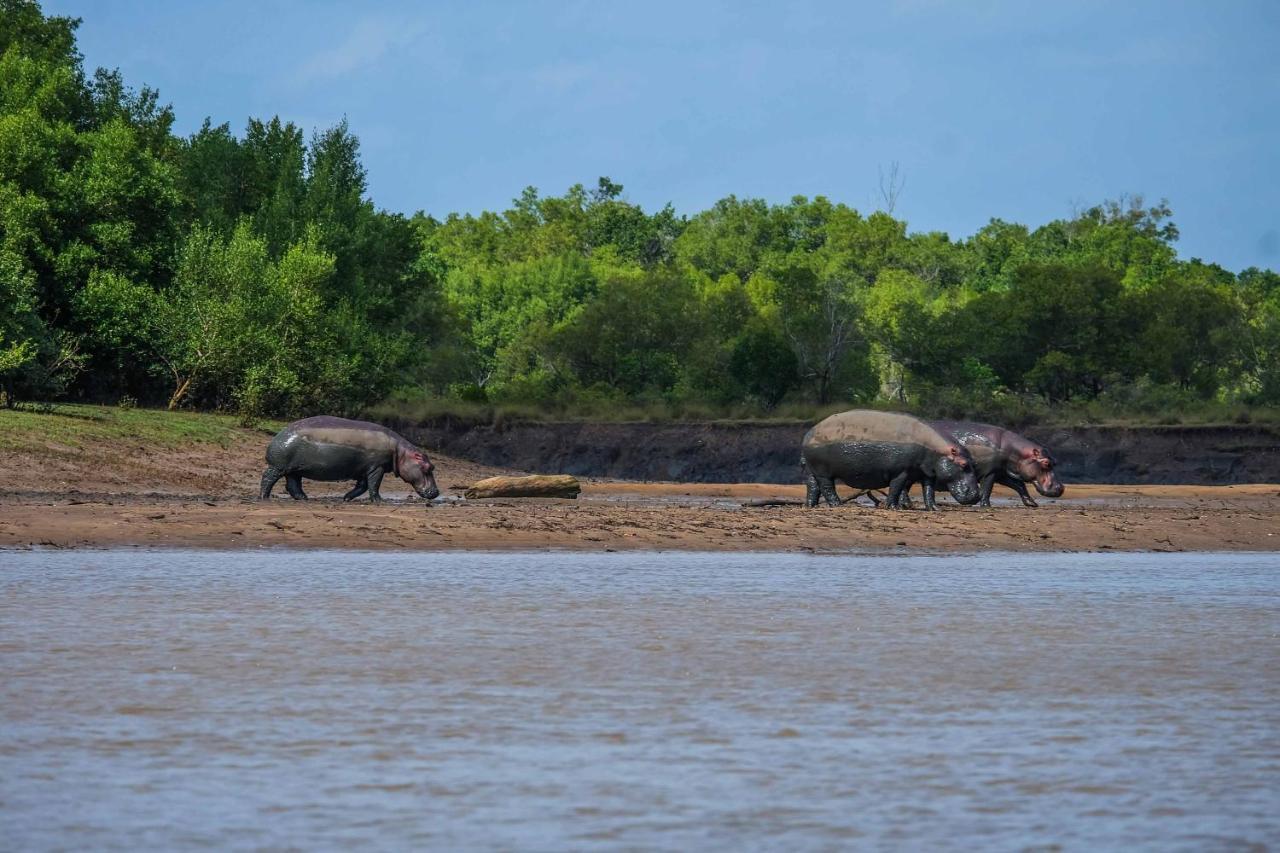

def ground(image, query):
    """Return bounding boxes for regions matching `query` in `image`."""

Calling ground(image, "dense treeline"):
[4,1,1279,421]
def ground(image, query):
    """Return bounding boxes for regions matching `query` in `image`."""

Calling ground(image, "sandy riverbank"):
[2,407,1278,553]
[3,483,1278,553]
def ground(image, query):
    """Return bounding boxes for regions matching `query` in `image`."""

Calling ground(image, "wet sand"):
[2,424,1278,552]
[2,483,1278,553]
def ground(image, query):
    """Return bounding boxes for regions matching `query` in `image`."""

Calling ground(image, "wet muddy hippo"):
[801,410,981,510]
[927,420,1064,508]
[260,416,440,503]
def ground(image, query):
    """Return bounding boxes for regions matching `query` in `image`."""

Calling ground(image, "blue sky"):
[49,0,1280,271]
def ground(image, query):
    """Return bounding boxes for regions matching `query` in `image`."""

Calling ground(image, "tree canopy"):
[3,0,1277,420]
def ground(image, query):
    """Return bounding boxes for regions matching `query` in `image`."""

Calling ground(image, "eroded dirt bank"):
[394,419,1280,485]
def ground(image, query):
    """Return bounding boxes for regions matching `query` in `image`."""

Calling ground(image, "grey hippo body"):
[260,416,440,503]
[926,420,1064,508]
[801,410,981,510]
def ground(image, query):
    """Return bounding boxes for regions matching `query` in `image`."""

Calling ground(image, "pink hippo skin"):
[929,420,1064,508]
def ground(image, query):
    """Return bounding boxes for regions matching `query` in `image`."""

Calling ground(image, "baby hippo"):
[260,416,440,503]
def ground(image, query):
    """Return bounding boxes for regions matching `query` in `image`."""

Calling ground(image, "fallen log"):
[465,474,582,500]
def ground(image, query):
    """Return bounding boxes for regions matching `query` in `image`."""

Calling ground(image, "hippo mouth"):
[418,481,441,501]
[1035,475,1064,498]
[949,476,982,506]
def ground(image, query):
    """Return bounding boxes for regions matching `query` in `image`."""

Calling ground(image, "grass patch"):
[0,403,282,453]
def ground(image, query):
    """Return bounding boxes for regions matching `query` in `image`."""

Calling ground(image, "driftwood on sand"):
[465,474,582,499]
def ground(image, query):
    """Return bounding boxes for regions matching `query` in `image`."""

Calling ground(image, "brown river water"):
[2,549,1277,850]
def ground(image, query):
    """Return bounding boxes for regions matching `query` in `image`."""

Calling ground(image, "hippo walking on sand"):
[260,416,440,503]
[928,420,1064,508]
[801,410,981,510]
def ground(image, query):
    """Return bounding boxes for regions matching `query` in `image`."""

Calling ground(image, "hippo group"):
[257,409,1061,513]
[801,410,1064,511]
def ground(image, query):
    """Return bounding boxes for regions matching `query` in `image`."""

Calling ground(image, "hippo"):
[800,410,981,510]
[259,416,440,503]
[925,420,1064,508]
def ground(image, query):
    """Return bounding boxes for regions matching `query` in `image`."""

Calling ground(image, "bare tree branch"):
[878,161,906,214]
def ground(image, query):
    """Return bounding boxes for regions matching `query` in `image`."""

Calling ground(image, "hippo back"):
[267,416,408,472]
[286,415,406,454]
[805,410,957,457]
[801,409,962,488]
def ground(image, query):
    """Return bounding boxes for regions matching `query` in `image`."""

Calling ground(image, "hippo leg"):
[342,478,368,502]
[285,473,308,501]
[884,472,912,509]
[997,472,1039,508]
[978,472,998,507]
[922,480,938,511]
[802,462,820,508]
[872,488,906,508]
[815,475,841,507]
[260,466,284,500]
[364,466,386,503]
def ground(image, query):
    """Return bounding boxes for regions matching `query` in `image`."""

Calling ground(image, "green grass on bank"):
[0,403,282,453]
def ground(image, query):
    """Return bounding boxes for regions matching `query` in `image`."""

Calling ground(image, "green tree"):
[242,116,306,255]
[1237,267,1280,403]
[970,263,1131,401]
[550,269,699,398]
[727,317,797,408]
[1134,262,1242,395]
[176,118,246,233]
[862,268,954,399]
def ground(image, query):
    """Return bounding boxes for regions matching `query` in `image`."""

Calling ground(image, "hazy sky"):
[48,0,1280,271]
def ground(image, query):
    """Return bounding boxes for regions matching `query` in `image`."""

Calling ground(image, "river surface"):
[2,550,1277,850]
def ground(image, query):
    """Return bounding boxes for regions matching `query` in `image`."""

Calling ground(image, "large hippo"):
[260,416,440,503]
[801,410,981,510]
[928,420,1064,508]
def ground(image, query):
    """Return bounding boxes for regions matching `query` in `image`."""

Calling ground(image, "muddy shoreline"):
[4,483,1278,553]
